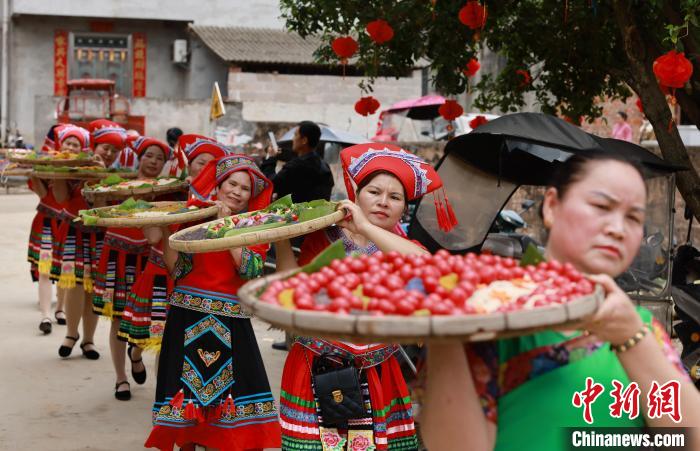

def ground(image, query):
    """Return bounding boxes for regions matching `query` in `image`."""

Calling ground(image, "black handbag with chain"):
[311,354,366,424]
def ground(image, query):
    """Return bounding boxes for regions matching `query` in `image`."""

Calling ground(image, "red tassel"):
[195,405,205,423]
[444,190,458,228]
[435,194,453,232]
[169,389,185,409]
[184,401,196,420]
[223,394,235,416]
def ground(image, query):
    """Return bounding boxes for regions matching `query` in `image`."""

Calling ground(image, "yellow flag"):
[210,82,225,121]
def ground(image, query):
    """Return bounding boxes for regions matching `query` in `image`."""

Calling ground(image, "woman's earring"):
[544,217,552,228]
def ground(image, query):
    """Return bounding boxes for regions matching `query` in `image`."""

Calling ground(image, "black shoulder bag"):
[311,353,366,425]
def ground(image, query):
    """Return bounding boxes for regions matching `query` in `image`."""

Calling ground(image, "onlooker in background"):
[611,110,634,142]
[260,121,334,351]
[260,121,334,203]
[165,127,183,148]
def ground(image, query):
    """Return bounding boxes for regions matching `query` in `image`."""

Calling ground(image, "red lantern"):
[366,20,394,44]
[516,69,532,87]
[331,36,358,60]
[463,58,481,77]
[469,115,489,129]
[458,1,488,30]
[653,50,693,89]
[355,96,381,116]
[439,100,464,121]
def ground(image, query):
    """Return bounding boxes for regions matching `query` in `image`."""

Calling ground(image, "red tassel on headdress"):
[444,189,458,228]
[169,389,185,409]
[434,194,449,232]
[184,400,196,420]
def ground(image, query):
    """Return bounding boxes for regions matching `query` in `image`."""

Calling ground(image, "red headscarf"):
[41,124,60,152]
[188,154,272,212]
[131,136,172,160]
[54,124,91,151]
[340,143,457,232]
[89,119,127,149]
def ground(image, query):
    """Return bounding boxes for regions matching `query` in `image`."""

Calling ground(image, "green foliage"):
[279,0,698,120]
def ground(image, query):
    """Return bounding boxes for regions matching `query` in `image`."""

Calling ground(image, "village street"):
[0,190,286,451]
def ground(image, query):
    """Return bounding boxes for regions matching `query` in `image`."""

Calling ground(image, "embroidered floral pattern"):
[295,337,398,369]
[325,227,378,257]
[321,430,347,451]
[239,248,264,280]
[170,290,251,318]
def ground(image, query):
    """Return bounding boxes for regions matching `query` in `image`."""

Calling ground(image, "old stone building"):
[0,0,422,146]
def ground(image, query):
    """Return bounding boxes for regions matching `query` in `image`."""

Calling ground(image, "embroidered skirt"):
[92,234,149,319]
[280,342,418,451]
[118,248,174,351]
[146,303,281,451]
[53,218,104,291]
[27,204,61,281]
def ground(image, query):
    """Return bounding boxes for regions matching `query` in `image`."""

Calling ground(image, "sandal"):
[54,310,66,325]
[80,341,100,360]
[58,334,79,358]
[128,345,147,385]
[39,318,52,335]
[114,380,131,401]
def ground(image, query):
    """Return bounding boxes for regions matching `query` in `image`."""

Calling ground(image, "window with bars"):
[70,33,131,95]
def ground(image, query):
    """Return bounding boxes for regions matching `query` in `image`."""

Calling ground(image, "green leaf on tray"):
[222,221,286,237]
[116,197,153,211]
[298,204,337,222]
[520,242,545,267]
[77,151,90,159]
[101,175,125,186]
[266,194,293,211]
[301,240,345,274]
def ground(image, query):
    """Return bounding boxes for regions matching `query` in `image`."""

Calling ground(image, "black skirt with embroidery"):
[146,303,280,450]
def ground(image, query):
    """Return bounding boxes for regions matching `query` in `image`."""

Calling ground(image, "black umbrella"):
[408,112,685,253]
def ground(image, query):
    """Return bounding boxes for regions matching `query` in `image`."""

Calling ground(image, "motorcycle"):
[672,207,700,388]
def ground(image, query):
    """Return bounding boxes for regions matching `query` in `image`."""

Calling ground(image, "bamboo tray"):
[82,180,188,203]
[8,156,97,167]
[169,209,345,253]
[0,167,31,177]
[238,270,604,343]
[78,201,218,227]
[32,170,138,180]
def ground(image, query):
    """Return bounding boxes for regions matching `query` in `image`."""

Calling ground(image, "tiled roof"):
[190,25,323,65]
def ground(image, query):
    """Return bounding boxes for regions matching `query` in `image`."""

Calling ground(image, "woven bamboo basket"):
[8,156,98,167]
[82,180,188,203]
[237,271,604,343]
[31,170,138,180]
[169,209,345,253]
[79,202,218,227]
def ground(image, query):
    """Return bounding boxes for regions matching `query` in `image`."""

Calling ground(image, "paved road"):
[0,190,287,450]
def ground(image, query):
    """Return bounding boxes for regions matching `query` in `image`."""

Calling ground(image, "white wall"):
[228,70,423,138]
[12,0,284,28]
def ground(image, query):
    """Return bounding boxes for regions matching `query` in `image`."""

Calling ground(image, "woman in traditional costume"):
[422,153,700,451]
[146,154,281,451]
[51,124,101,359]
[274,143,457,451]
[118,138,230,356]
[27,125,72,334]
[92,135,170,400]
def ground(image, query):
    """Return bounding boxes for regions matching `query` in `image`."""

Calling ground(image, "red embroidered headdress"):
[131,136,172,160]
[340,143,457,232]
[54,124,91,151]
[89,119,127,149]
[189,154,272,212]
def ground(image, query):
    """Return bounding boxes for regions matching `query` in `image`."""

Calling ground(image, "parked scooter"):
[672,207,700,388]
[482,199,542,258]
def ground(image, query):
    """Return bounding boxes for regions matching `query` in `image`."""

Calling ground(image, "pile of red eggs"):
[260,250,594,316]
